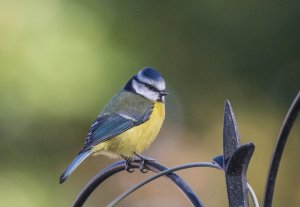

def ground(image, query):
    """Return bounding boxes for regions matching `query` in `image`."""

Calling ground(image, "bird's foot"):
[122,156,135,173]
[134,152,155,173]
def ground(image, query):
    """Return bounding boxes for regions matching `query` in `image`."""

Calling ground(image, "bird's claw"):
[123,153,155,173]
[134,152,155,173]
[134,152,156,162]
[123,157,135,173]
[139,159,148,173]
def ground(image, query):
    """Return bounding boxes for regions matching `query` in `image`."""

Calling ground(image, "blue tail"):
[59,150,92,184]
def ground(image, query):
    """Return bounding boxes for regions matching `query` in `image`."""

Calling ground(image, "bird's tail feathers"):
[59,150,92,184]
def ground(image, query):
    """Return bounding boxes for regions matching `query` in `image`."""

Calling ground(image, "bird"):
[59,67,168,184]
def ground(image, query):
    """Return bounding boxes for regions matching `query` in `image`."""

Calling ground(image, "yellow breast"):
[92,102,165,158]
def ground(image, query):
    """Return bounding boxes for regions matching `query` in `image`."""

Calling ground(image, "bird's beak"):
[160,90,169,96]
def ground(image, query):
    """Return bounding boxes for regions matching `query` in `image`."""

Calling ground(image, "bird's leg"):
[121,156,135,173]
[134,152,155,173]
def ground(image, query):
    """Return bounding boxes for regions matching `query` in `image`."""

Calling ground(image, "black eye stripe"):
[133,77,160,92]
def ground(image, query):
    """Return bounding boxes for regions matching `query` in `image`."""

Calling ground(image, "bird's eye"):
[147,85,156,91]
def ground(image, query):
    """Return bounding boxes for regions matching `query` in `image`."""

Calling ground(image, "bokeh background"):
[0,0,299,206]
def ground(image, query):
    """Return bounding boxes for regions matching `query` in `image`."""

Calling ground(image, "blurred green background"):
[0,0,299,206]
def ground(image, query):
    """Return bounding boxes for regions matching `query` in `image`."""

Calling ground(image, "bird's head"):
[124,67,168,102]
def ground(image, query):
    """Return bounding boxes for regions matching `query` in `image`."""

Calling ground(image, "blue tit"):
[59,67,168,183]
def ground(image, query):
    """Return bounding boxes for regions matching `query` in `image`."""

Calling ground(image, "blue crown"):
[140,67,162,81]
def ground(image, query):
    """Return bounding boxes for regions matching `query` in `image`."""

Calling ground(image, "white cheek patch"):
[137,72,166,91]
[132,79,159,101]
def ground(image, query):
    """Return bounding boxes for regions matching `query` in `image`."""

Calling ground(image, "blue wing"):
[81,110,152,152]
[80,91,154,152]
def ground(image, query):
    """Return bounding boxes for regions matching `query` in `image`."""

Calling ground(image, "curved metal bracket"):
[72,160,203,207]
[225,143,255,207]
[263,91,300,207]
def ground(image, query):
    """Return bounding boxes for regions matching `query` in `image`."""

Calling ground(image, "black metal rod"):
[263,91,300,207]
[107,162,221,207]
[72,160,203,207]
[72,161,124,207]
